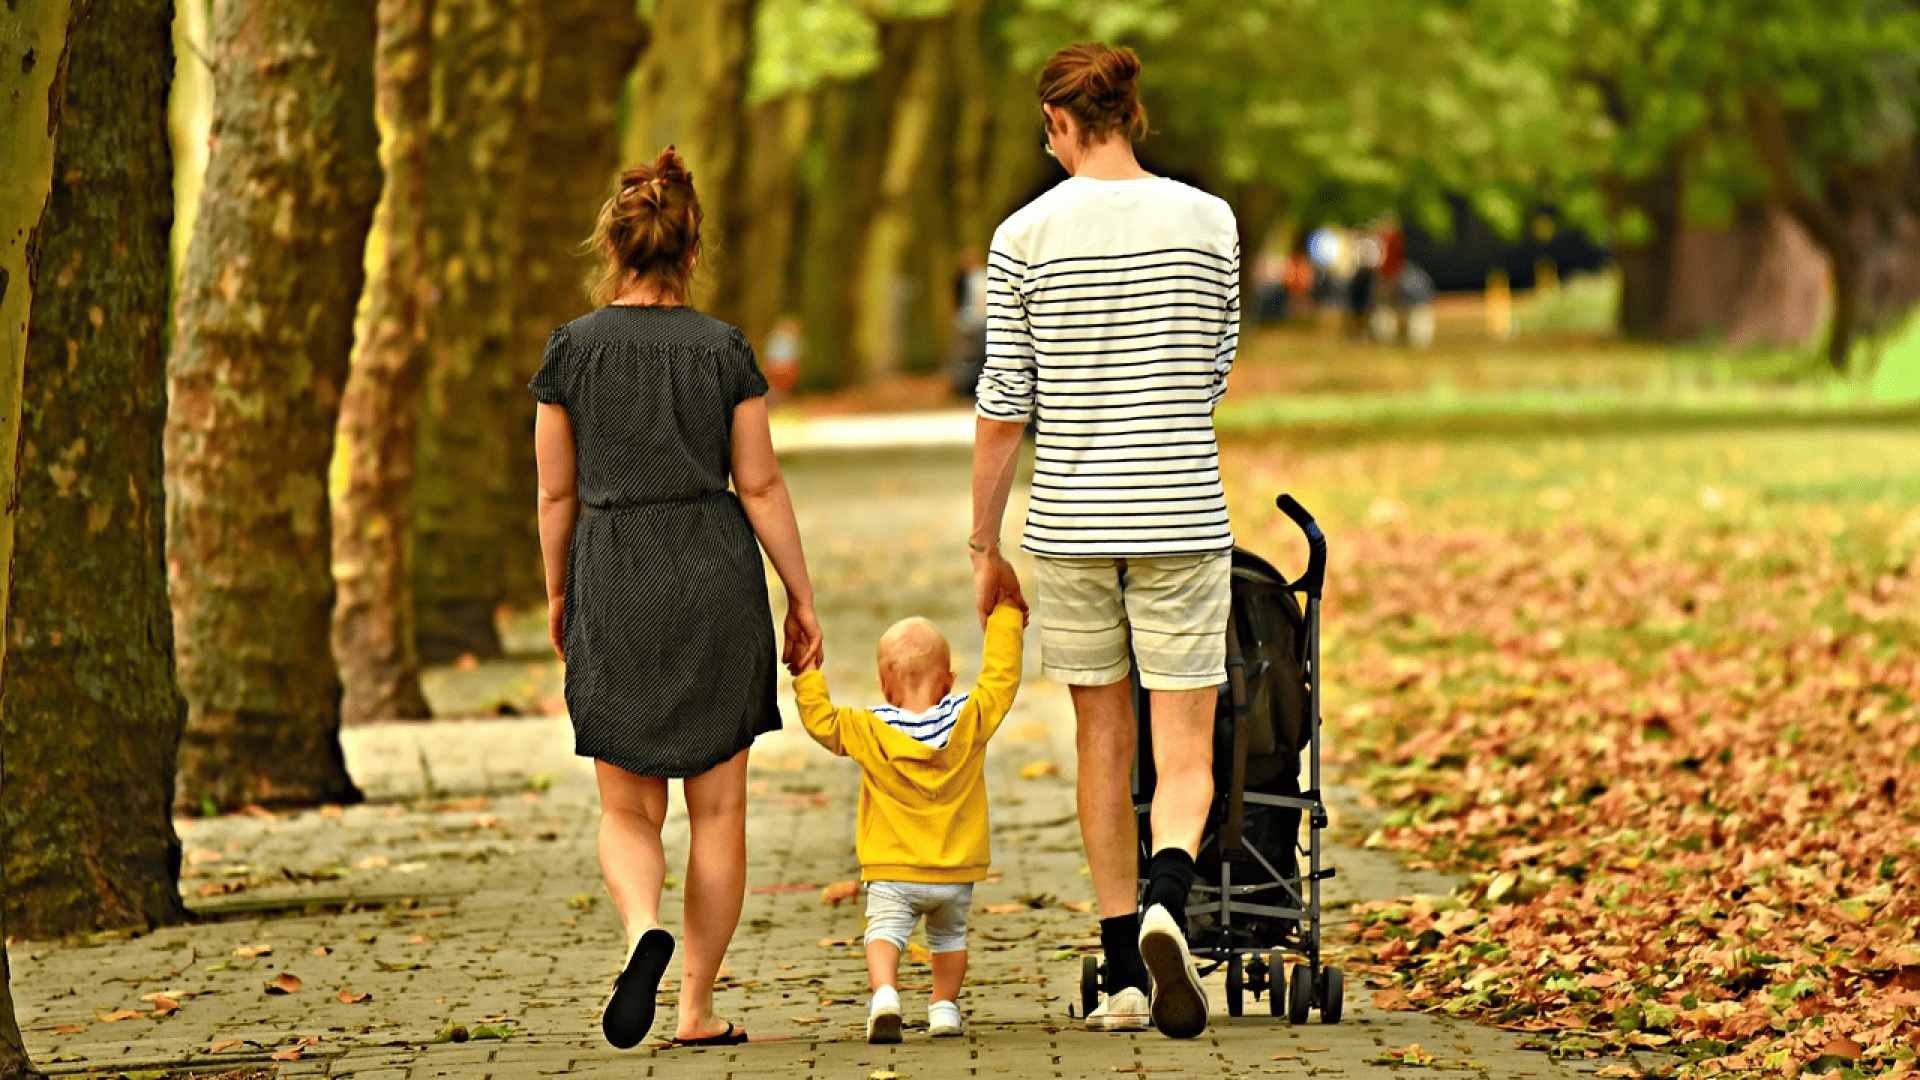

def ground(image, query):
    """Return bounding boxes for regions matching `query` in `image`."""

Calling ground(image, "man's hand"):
[971,548,1028,628]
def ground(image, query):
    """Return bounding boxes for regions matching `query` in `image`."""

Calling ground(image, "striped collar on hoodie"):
[869,693,970,749]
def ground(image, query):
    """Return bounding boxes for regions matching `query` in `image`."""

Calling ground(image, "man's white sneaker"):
[1139,904,1208,1039]
[867,986,903,1044]
[1085,985,1151,1031]
[928,1000,964,1037]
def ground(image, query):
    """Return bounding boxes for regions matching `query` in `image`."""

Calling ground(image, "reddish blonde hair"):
[1036,42,1149,145]
[588,146,702,305]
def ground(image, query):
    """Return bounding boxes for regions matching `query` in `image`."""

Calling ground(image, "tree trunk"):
[623,0,753,315]
[730,93,814,352]
[167,0,213,277]
[3,0,188,937]
[855,17,950,379]
[332,0,435,725]
[1,3,81,1072]
[486,0,646,609]
[1609,164,1683,339]
[413,0,532,664]
[167,0,381,812]
[1660,202,1828,346]
[795,75,891,391]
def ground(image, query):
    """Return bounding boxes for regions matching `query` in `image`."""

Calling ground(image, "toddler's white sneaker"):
[928,999,964,1037]
[867,985,902,1044]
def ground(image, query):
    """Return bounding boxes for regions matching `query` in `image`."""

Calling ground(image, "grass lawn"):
[1220,410,1917,1076]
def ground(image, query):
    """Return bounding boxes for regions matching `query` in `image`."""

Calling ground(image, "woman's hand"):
[782,601,824,675]
[547,594,566,661]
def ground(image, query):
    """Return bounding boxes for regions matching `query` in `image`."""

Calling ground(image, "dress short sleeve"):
[729,327,770,406]
[529,326,570,406]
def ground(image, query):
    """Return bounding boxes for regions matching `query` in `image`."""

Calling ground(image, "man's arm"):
[970,417,1027,627]
[971,237,1035,627]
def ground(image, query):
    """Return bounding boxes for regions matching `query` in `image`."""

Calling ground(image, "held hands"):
[782,600,824,677]
[970,546,1029,628]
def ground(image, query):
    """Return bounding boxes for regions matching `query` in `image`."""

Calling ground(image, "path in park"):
[11,420,1646,1079]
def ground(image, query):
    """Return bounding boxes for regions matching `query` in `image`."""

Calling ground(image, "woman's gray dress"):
[529,305,778,778]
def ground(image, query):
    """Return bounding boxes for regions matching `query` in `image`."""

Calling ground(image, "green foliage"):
[749,0,880,104]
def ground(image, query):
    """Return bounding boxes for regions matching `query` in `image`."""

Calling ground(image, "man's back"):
[976,176,1240,559]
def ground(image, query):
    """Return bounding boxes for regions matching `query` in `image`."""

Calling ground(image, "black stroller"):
[1079,494,1344,1024]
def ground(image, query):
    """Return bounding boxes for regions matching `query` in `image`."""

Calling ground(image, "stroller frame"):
[1078,494,1344,1025]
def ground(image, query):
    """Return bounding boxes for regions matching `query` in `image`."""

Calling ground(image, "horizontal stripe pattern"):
[975,177,1241,557]
[870,693,968,749]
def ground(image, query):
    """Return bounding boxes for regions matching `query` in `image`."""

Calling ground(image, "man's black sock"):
[1145,848,1197,931]
[1099,913,1149,994]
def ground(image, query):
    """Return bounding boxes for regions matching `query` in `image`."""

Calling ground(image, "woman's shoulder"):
[563,305,747,352]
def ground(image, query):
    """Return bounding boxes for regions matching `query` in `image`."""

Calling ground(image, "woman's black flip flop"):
[667,1021,749,1048]
[603,928,674,1049]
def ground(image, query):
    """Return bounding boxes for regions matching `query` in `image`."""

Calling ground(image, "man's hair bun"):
[1036,42,1148,145]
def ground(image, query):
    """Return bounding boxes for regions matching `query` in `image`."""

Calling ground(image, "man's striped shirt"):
[976,175,1240,558]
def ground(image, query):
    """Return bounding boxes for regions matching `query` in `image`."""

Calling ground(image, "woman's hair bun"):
[588,145,704,306]
[648,145,693,189]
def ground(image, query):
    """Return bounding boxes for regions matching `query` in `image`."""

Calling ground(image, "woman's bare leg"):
[594,760,670,956]
[675,747,750,1040]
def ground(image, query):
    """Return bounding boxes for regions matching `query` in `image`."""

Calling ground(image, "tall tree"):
[494,0,646,607]
[332,0,435,725]
[854,15,952,377]
[2,2,82,1074]
[413,0,533,663]
[625,0,755,323]
[167,0,382,811]
[2,0,188,937]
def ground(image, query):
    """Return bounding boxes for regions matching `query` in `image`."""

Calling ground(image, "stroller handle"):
[1275,494,1327,598]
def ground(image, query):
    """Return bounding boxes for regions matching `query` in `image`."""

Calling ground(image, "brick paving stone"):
[7,440,1658,1080]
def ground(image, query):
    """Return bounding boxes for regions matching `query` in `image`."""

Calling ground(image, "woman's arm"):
[730,394,823,673]
[534,402,579,658]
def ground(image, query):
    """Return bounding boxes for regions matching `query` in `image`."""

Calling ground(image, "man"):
[967,41,1240,1041]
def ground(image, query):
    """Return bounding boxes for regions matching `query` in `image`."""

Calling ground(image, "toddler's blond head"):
[877,617,955,710]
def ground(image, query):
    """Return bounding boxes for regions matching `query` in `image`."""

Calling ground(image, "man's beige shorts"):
[1032,553,1231,691]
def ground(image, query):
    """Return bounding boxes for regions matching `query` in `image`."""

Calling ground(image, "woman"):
[531,147,823,1049]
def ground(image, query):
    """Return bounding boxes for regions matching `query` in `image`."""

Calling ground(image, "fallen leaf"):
[209,1039,246,1053]
[95,1010,144,1023]
[907,942,932,964]
[148,995,180,1017]
[234,944,273,958]
[354,855,389,870]
[792,1016,828,1025]
[337,989,371,1004]
[311,946,331,957]
[818,937,858,949]
[981,903,1027,915]
[1062,900,1093,913]
[1019,760,1060,779]
[1819,1034,1864,1060]
[1373,987,1413,1011]
[47,1024,84,1035]
[819,880,861,905]
[265,972,302,995]
[271,1051,302,1062]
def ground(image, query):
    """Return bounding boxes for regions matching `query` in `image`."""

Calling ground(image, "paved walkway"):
[11,444,1637,1079]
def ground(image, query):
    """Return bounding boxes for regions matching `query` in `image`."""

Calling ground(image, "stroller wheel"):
[1320,966,1345,1024]
[1287,964,1313,1025]
[1226,954,1244,1017]
[1080,955,1101,1018]
[1267,952,1288,1017]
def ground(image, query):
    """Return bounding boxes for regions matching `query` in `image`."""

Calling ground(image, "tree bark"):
[2,2,80,1070]
[414,0,532,664]
[730,93,815,351]
[1608,164,1683,339]
[332,0,435,725]
[167,0,381,812]
[855,17,951,378]
[3,0,188,937]
[795,75,891,390]
[1747,97,1920,372]
[623,0,753,316]
[487,0,646,608]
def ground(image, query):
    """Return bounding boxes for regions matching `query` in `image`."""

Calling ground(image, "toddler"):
[793,602,1024,1042]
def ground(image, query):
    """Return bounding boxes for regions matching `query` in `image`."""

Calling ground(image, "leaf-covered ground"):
[1224,424,1920,1078]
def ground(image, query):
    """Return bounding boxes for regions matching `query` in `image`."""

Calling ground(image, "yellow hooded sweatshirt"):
[793,605,1024,883]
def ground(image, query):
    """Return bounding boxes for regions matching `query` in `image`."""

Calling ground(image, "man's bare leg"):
[1071,678,1139,918]
[1146,687,1215,857]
